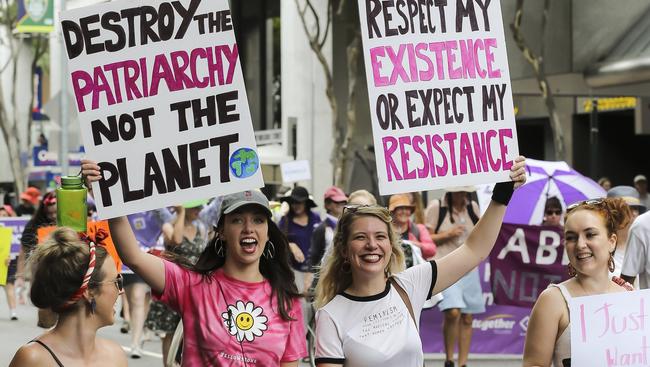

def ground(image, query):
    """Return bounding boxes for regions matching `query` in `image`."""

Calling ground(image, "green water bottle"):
[57,176,87,232]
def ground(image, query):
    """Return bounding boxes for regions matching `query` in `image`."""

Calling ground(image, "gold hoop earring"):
[214,238,225,257]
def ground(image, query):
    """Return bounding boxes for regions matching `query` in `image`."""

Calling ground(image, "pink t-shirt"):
[155,260,307,366]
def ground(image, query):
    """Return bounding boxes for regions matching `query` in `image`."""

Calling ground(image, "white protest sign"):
[61,0,263,219]
[281,160,311,184]
[570,289,650,366]
[357,0,519,195]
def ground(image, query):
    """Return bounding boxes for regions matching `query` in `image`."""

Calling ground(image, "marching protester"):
[388,193,437,261]
[15,187,41,217]
[541,197,564,227]
[9,227,127,367]
[620,210,650,288]
[523,197,635,367]
[306,187,348,290]
[145,200,208,365]
[424,186,482,367]
[313,156,526,366]
[81,158,307,366]
[15,191,57,328]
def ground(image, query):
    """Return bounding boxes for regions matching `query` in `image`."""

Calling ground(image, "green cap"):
[61,176,83,188]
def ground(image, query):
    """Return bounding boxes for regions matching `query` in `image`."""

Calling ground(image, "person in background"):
[278,186,322,293]
[15,191,57,328]
[347,189,377,206]
[523,198,634,366]
[15,187,41,217]
[633,175,650,208]
[606,186,646,277]
[1,204,18,320]
[424,186,482,367]
[388,194,437,261]
[620,209,650,288]
[306,187,348,291]
[407,192,426,225]
[9,227,127,367]
[542,197,564,227]
[597,177,612,191]
[145,200,208,365]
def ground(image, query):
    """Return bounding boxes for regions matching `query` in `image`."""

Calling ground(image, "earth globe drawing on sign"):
[229,148,260,179]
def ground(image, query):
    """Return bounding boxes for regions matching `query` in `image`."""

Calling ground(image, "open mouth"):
[240,238,258,254]
[360,254,383,263]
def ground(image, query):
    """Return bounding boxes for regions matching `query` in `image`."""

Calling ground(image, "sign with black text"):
[357,0,519,194]
[61,0,263,219]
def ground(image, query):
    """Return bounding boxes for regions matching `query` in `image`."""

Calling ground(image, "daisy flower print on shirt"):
[222,300,268,342]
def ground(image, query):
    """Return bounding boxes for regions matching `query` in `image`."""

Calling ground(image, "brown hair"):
[29,227,109,313]
[314,206,405,309]
[566,198,633,239]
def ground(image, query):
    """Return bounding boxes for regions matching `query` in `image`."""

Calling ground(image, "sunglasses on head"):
[566,199,605,213]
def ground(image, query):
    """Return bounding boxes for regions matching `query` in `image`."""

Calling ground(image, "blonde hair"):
[314,206,405,309]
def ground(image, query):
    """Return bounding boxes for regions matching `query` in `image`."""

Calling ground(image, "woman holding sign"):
[312,156,526,367]
[81,159,307,366]
[523,197,635,367]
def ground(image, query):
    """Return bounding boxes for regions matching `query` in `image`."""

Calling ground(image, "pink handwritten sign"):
[570,289,650,366]
[357,0,519,194]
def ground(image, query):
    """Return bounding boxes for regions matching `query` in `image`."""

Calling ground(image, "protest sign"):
[61,0,264,219]
[490,223,569,307]
[0,227,11,286]
[281,160,311,184]
[357,0,519,194]
[570,289,650,366]
[0,218,29,257]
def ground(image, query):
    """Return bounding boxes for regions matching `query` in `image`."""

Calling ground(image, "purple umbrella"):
[477,159,606,225]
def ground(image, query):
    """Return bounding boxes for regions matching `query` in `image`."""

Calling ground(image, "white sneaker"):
[130,346,142,359]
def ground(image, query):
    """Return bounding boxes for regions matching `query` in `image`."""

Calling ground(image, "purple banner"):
[0,218,30,257]
[490,223,569,308]
[420,223,568,354]
[421,261,531,355]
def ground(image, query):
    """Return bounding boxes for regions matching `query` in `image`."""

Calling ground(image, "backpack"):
[434,199,479,233]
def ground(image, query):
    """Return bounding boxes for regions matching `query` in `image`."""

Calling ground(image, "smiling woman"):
[523,198,635,367]
[312,155,527,367]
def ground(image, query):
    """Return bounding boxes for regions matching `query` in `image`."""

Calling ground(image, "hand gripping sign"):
[61,0,263,219]
[357,0,519,194]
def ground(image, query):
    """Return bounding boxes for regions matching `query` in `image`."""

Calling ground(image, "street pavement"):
[0,302,521,366]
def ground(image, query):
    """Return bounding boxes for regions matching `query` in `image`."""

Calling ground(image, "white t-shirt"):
[621,212,650,289]
[314,261,437,366]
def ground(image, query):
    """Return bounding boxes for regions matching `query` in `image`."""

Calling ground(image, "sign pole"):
[59,0,69,177]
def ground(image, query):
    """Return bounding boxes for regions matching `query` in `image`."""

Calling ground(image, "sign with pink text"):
[61,0,263,219]
[357,0,519,194]
[570,289,650,366]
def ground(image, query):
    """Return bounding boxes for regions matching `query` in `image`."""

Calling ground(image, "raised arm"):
[81,159,165,294]
[432,156,526,295]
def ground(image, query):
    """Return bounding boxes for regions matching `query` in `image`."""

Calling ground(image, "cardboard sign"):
[357,0,519,194]
[281,160,312,184]
[570,289,650,366]
[61,0,264,219]
[0,227,11,286]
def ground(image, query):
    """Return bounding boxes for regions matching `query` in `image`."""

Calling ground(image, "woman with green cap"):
[145,199,208,365]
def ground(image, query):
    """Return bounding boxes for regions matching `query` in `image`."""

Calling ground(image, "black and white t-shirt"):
[315,261,437,366]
